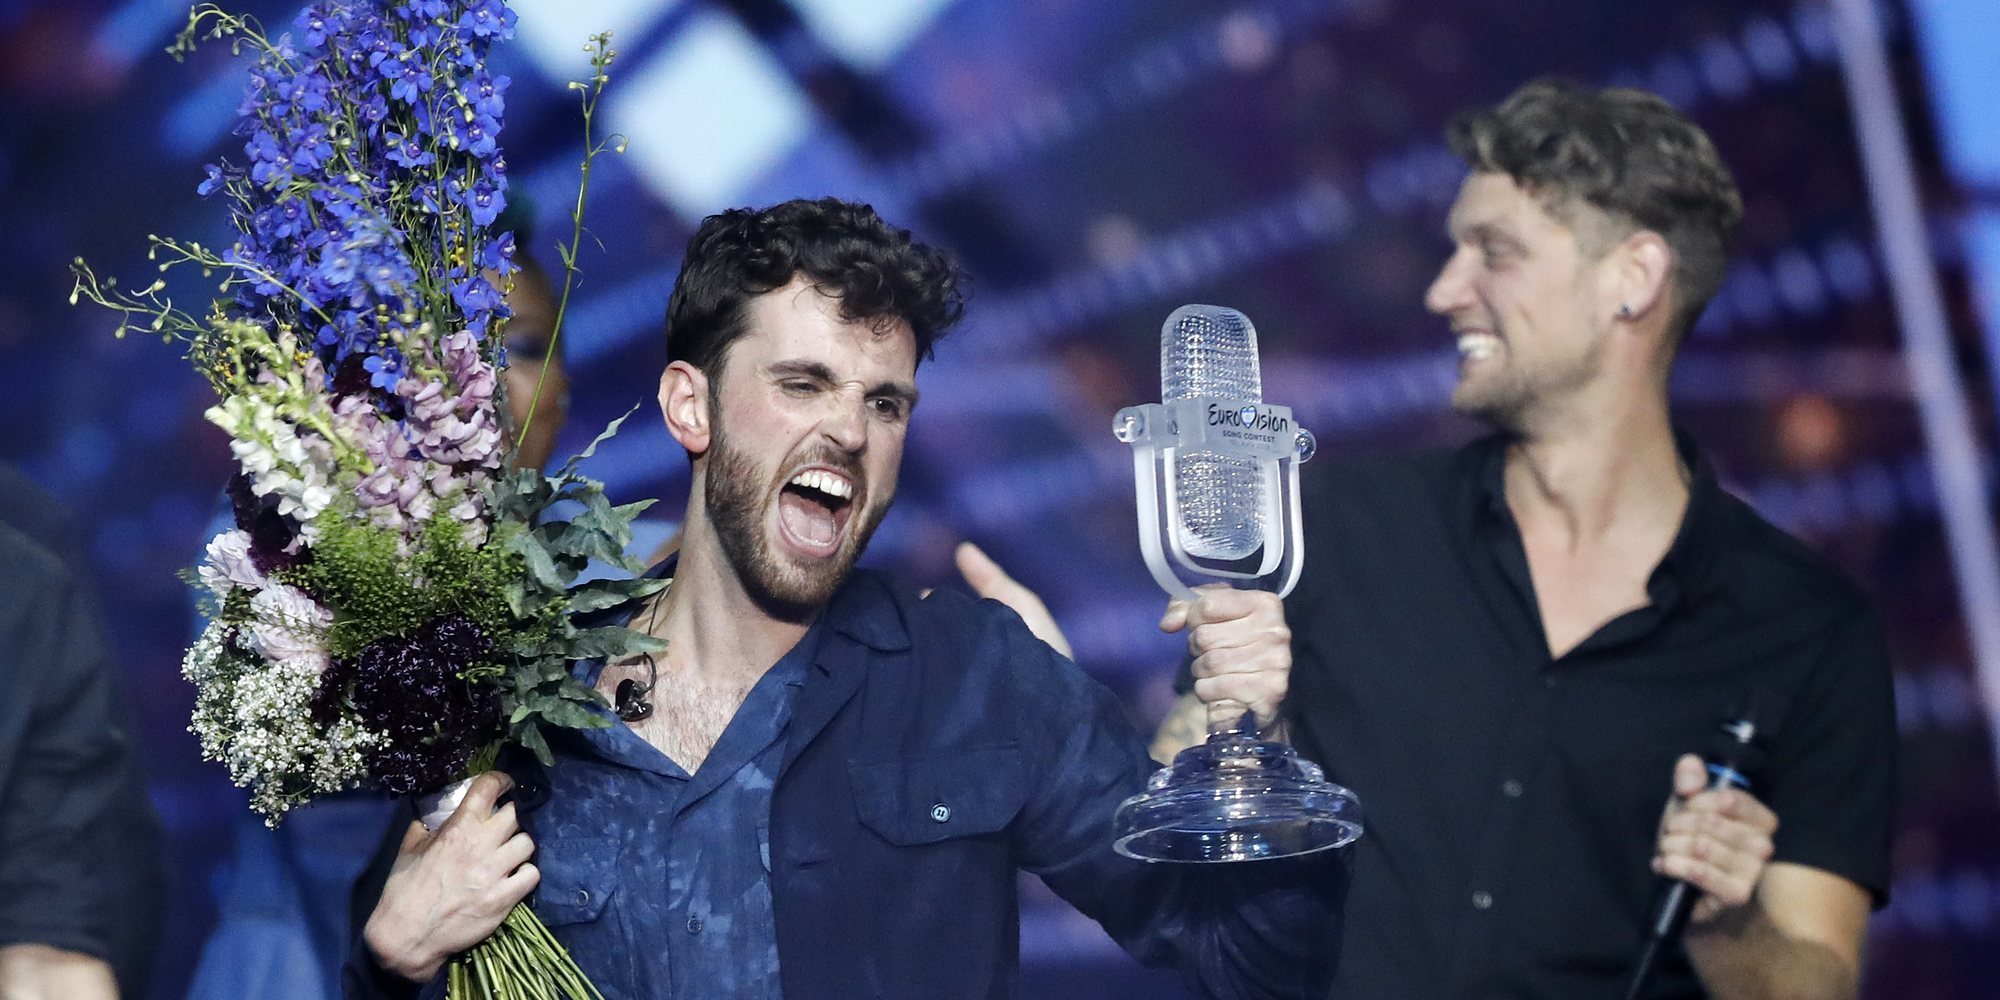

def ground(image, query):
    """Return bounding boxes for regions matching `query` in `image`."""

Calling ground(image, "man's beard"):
[1451,327,1606,433]
[704,420,891,623]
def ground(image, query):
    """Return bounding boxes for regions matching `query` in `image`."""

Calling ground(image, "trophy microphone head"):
[1161,305,1267,562]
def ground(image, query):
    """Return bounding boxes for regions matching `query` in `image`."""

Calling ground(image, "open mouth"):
[1456,331,1501,362]
[776,467,857,558]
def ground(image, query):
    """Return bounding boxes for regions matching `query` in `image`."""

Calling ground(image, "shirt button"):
[1471,890,1494,910]
[686,916,704,935]
[1543,675,1559,689]
[573,888,590,906]
[930,803,951,823]
[1501,779,1524,798]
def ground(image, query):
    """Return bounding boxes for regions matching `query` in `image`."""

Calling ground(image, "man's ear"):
[1611,229,1674,325]
[660,360,712,455]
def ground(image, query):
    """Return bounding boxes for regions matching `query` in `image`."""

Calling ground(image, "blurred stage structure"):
[2,0,1997,996]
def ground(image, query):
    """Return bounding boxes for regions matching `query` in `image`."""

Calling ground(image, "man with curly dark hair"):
[352,198,1341,1000]
[1138,79,1894,999]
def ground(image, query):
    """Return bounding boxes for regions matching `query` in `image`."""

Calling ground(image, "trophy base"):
[1112,731,1361,863]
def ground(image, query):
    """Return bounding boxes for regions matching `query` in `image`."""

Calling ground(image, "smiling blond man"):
[1143,81,1895,999]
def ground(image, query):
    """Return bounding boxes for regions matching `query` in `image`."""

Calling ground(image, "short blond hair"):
[1449,78,1744,341]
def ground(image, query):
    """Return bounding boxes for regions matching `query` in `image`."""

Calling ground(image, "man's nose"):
[820,392,868,452]
[1424,249,1474,317]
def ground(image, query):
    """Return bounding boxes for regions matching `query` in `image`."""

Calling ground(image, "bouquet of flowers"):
[72,2,650,997]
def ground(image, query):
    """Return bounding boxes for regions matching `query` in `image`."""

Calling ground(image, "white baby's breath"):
[184,619,382,822]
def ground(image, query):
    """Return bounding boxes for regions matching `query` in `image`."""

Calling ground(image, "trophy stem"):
[1207,704,1260,738]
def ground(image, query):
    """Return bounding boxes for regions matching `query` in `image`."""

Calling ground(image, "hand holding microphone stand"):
[1110,305,1362,863]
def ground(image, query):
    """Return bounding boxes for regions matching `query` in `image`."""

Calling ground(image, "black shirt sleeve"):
[1763,602,1897,907]
[0,535,128,959]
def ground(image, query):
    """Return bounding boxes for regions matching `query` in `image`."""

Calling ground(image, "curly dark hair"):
[1448,78,1744,342]
[664,197,966,379]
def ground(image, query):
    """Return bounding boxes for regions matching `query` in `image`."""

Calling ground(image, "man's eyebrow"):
[767,359,838,382]
[766,359,920,405]
[1448,219,1491,240]
[1451,220,1523,249]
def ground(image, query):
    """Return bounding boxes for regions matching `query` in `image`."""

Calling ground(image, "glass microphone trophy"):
[1110,304,1362,863]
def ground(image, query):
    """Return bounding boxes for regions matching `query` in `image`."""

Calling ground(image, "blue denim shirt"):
[527,614,814,1000]
[348,566,1344,1000]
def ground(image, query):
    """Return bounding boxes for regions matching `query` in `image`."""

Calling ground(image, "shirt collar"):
[1467,426,1728,608]
[818,568,914,656]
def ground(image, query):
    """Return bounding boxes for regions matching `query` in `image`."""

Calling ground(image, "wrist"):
[364,911,442,983]
[1685,891,1762,942]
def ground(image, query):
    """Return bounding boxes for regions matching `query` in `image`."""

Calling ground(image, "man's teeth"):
[789,469,853,500]
[1457,332,1501,360]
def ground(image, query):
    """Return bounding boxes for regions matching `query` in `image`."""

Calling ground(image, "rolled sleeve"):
[994,603,1345,1000]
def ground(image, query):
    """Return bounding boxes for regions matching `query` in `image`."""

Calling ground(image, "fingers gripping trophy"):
[1111,305,1362,863]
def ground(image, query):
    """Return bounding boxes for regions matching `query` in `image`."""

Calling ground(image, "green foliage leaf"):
[569,625,667,660]
[567,576,668,613]
[510,529,568,593]
[557,404,642,479]
[515,722,553,767]
[538,699,602,731]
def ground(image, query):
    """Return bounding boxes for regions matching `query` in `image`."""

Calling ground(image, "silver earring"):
[1618,304,1632,319]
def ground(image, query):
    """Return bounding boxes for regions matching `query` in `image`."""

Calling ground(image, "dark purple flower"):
[331,615,502,796]
[331,355,373,398]
[228,473,301,573]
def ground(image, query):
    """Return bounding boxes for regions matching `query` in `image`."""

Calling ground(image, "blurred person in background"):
[991,79,1895,999]
[184,212,576,1000]
[0,463,166,1000]
[349,197,1338,1000]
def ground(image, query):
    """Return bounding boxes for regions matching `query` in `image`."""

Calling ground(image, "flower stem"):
[514,33,619,454]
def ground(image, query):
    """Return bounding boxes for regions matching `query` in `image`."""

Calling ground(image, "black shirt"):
[0,465,165,995]
[1198,433,1895,999]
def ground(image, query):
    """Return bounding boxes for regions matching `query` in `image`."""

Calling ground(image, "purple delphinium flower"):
[208,0,516,370]
[458,0,514,40]
[462,174,504,225]
[361,351,404,390]
[470,72,508,118]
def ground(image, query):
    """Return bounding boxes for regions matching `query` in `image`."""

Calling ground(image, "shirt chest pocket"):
[534,836,619,925]
[849,745,1026,846]
[527,837,641,998]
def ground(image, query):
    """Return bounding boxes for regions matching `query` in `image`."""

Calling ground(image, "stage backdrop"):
[2,0,1996,997]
